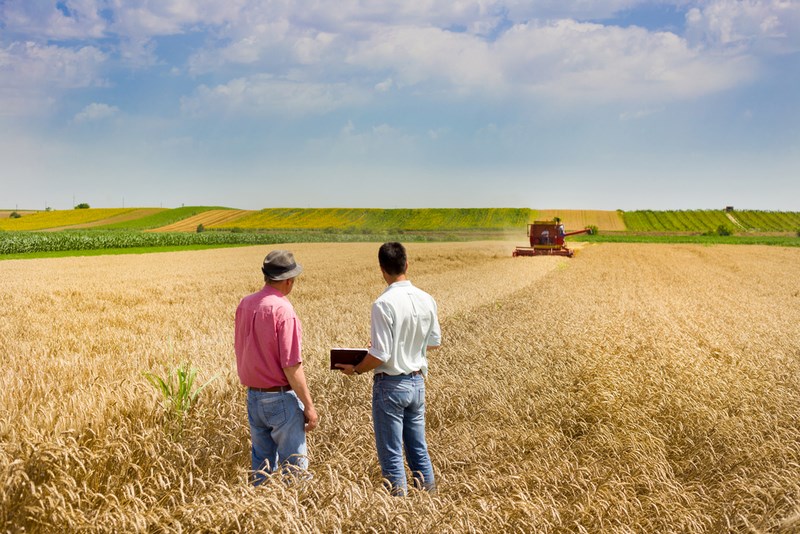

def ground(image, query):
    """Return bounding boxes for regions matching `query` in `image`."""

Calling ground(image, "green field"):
[581,233,800,247]
[621,210,732,232]
[621,210,800,233]
[728,211,800,232]
[216,208,533,231]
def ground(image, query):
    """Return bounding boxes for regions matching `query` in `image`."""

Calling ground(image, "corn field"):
[1,241,799,533]
[0,231,396,255]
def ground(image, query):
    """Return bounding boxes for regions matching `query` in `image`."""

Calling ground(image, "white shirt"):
[368,280,441,376]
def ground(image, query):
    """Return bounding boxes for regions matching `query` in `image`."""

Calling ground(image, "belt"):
[249,385,292,393]
[374,371,422,378]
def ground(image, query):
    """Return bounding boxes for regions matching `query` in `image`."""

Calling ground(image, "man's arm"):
[336,353,383,376]
[284,363,319,432]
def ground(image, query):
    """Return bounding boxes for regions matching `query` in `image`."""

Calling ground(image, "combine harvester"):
[513,219,593,258]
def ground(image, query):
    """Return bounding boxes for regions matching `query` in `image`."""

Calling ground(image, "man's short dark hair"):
[378,242,407,276]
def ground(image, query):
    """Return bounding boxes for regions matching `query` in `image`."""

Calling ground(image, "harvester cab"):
[513,219,593,257]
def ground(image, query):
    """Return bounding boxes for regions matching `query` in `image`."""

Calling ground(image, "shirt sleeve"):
[276,311,303,368]
[427,298,442,347]
[233,303,245,358]
[368,301,393,362]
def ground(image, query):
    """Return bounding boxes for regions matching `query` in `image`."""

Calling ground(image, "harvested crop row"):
[149,209,253,232]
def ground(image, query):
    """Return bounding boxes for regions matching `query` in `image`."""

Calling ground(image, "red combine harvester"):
[513,219,593,257]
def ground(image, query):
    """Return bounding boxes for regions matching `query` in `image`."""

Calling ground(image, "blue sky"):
[1,0,798,211]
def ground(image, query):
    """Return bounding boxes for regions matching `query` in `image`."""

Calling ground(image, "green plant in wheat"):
[144,362,217,422]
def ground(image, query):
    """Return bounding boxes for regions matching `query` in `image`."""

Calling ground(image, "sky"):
[1,0,798,211]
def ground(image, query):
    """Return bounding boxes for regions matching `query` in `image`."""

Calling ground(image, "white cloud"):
[74,103,119,123]
[493,19,755,102]
[107,0,247,67]
[186,18,294,74]
[109,0,245,37]
[1,0,107,39]
[348,26,498,92]
[686,0,800,53]
[0,41,107,116]
[0,41,107,89]
[345,18,754,103]
[182,3,763,106]
[180,75,370,117]
[281,0,646,35]
[0,1,787,119]
[117,36,159,68]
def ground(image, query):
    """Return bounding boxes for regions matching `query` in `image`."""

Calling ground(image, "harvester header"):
[513,219,593,258]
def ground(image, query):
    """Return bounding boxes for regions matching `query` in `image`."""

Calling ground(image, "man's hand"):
[304,405,319,432]
[283,363,318,432]
[335,353,381,376]
[334,363,356,375]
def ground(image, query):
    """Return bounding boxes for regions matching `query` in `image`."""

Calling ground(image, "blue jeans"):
[246,389,307,485]
[372,374,435,495]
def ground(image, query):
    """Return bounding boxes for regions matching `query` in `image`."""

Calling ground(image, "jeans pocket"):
[380,381,413,408]
[257,394,286,426]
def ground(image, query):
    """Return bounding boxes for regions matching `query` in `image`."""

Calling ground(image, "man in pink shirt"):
[235,250,318,485]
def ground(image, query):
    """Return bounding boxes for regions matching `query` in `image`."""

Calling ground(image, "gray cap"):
[262,250,303,280]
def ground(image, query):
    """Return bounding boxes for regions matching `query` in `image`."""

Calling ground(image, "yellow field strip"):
[149,209,253,232]
[42,208,167,231]
[0,208,138,231]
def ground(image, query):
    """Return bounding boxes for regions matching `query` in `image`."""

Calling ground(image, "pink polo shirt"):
[234,285,303,388]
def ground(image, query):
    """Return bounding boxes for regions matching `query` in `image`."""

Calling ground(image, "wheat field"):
[1,241,799,533]
[149,210,253,232]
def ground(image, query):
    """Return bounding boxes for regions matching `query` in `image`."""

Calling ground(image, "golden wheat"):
[1,241,798,532]
[149,210,253,232]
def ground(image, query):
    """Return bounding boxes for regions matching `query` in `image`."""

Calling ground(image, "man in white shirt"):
[337,242,441,495]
